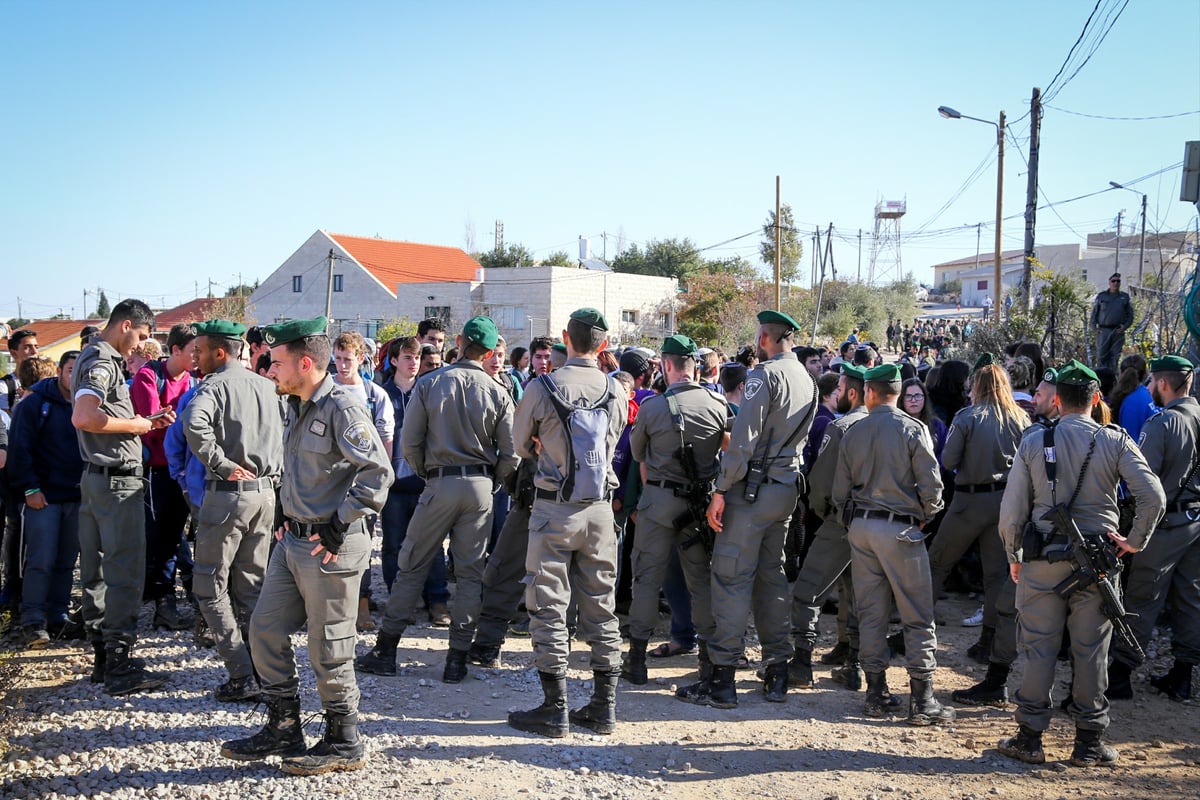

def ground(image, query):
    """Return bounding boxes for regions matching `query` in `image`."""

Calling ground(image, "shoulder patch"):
[817,433,831,456]
[1137,431,1147,447]
[343,420,374,452]
[743,377,765,400]
[87,364,112,386]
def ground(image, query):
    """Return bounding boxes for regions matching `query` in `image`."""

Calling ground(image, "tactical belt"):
[207,477,274,492]
[646,479,688,492]
[1164,501,1200,515]
[1022,533,1071,562]
[956,481,1007,494]
[427,464,491,479]
[535,487,610,504]
[853,508,919,526]
[85,463,143,478]
[288,520,326,537]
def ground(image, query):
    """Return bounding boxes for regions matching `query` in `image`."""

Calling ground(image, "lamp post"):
[939,105,1005,324]
[1108,181,1147,284]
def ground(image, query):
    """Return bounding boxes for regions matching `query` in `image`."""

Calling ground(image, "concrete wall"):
[394,281,478,337]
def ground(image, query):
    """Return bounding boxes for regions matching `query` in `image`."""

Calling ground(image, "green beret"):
[1149,354,1194,374]
[261,316,328,347]
[569,307,609,331]
[757,310,801,331]
[1052,359,1098,386]
[1042,367,1058,384]
[192,318,246,338]
[972,352,997,372]
[461,315,499,350]
[661,334,697,357]
[551,342,568,354]
[840,363,867,381]
[864,363,902,382]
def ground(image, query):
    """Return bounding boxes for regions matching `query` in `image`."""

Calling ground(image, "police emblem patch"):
[343,420,373,452]
[87,365,110,386]
[744,378,764,400]
[817,433,831,456]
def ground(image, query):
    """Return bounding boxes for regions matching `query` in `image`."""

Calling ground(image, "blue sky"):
[3,1,1198,322]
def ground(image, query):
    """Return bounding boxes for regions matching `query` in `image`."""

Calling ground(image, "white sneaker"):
[962,606,984,627]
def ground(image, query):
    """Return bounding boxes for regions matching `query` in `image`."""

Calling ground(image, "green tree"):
[612,238,704,280]
[540,250,573,267]
[376,317,418,343]
[96,290,111,318]
[478,243,534,269]
[759,204,804,284]
[7,317,31,328]
[225,281,259,297]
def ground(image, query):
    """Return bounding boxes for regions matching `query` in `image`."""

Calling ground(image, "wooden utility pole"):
[324,249,335,326]
[774,176,782,309]
[857,229,862,283]
[993,111,1006,324]
[1022,87,1041,310]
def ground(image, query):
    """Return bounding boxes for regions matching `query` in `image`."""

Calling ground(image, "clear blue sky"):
[3,1,1198,321]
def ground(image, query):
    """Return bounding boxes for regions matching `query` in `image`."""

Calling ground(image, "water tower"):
[868,199,906,285]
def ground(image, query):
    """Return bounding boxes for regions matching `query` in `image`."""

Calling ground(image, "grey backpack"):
[538,373,617,503]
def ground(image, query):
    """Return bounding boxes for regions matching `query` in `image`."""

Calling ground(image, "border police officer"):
[1090,273,1133,373]
[221,316,392,776]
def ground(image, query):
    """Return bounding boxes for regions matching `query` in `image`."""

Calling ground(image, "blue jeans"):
[20,501,80,627]
[663,546,696,646]
[360,490,449,605]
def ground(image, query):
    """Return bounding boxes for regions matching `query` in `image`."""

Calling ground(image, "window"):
[424,306,451,322]
[658,312,671,331]
[332,274,344,293]
[366,319,383,338]
[1081,270,1088,281]
[292,276,302,293]
[621,310,638,325]
[976,280,988,291]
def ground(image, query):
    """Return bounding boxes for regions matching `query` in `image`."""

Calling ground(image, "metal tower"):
[868,199,906,285]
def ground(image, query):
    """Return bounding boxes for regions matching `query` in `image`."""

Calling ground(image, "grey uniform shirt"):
[1138,396,1200,521]
[513,357,628,495]
[807,405,868,520]
[71,339,141,468]
[1091,290,1133,328]
[399,359,517,487]
[181,361,285,481]
[281,375,393,525]
[999,414,1165,562]
[715,351,816,493]
[631,381,730,484]
[943,404,1030,485]
[832,404,944,523]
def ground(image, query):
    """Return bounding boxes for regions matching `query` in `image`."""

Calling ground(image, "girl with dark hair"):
[900,378,948,461]
[1110,354,1156,439]
[925,359,971,428]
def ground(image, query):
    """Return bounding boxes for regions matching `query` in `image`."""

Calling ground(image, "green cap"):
[757,310,801,331]
[661,334,697,357]
[461,316,499,350]
[569,307,609,331]
[1149,354,1193,374]
[1049,359,1098,386]
[864,363,902,382]
[261,316,328,347]
[192,318,246,338]
[551,342,568,354]
[972,352,997,372]
[840,363,867,381]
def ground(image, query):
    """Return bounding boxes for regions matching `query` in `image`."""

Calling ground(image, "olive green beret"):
[461,316,499,350]
[661,334,697,357]
[551,342,568,354]
[1049,359,1098,386]
[261,316,328,347]
[864,363,902,382]
[569,307,609,331]
[973,352,997,371]
[1149,354,1193,374]
[757,310,801,331]
[192,319,246,338]
[840,363,867,381]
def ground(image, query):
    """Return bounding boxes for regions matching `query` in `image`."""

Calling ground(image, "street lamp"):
[1108,181,1147,284]
[939,105,1006,324]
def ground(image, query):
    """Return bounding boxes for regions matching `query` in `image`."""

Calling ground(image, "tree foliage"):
[478,243,535,269]
[376,317,418,343]
[540,250,573,267]
[611,238,704,280]
[96,290,111,318]
[759,204,804,284]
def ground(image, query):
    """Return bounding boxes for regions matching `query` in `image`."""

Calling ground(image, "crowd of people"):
[0,282,1195,776]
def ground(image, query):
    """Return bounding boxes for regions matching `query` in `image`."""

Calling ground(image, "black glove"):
[316,514,350,555]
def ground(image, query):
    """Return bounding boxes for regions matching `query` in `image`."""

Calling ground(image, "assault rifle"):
[674,442,716,558]
[1042,503,1145,662]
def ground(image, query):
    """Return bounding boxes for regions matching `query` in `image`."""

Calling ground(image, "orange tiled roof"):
[328,233,480,295]
[1,319,106,351]
[154,297,222,329]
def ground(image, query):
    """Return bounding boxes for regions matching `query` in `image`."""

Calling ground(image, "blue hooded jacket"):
[7,377,85,504]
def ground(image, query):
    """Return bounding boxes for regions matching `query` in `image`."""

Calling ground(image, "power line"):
[1043,0,1130,104]
[1046,105,1200,121]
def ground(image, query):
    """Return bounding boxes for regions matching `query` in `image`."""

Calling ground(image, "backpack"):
[1,373,15,413]
[145,359,198,397]
[538,373,618,503]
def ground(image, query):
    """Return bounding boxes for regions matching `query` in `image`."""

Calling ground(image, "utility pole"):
[857,229,863,283]
[774,176,782,310]
[1137,193,1147,285]
[494,220,504,253]
[1115,210,1124,273]
[83,288,89,318]
[975,223,982,271]
[207,278,214,298]
[324,248,335,325]
[993,110,1005,324]
[1022,87,1042,310]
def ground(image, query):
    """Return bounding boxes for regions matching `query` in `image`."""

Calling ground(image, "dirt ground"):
[1,589,1198,800]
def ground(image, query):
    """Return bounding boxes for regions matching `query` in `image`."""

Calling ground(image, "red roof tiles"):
[328,233,480,295]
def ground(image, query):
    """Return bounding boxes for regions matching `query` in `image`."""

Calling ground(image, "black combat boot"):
[820,640,851,666]
[1069,728,1119,767]
[706,664,738,709]
[787,645,814,688]
[762,661,789,703]
[1149,660,1195,701]
[104,643,167,696]
[906,677,956,726]
[467,641,501,668]
[1106,659,1134,700]
[193,614,215,648]
[621,638,648,685]
[997,724,1046,764]
[214,674,262,703]
[280,711,366,775]
[354,631,401,676]
[220,694,306,761]
[570,668,619,735]
[153,594,192,631]
[443,647,469,684]
[508,672,569,738]
[952,662,1011,706]
[863,671,902,717]
[966,625,994,665]
[830,648,863,691]
[89,641,107,683]
[675,640,713,703]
